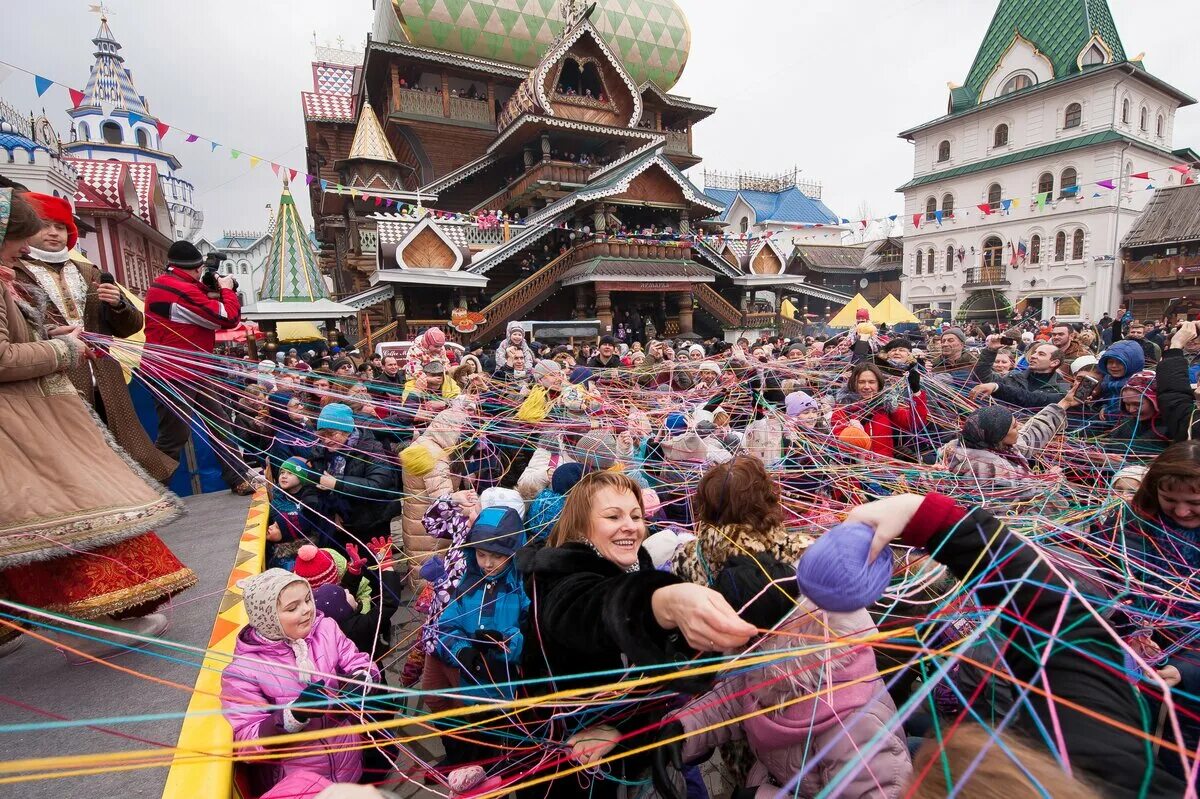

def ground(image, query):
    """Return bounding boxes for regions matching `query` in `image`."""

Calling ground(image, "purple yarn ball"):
[795,521,892,612]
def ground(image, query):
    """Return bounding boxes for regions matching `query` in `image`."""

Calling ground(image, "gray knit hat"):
[574,432,620,472]
[942,327,967,345]
[532,358,561,382]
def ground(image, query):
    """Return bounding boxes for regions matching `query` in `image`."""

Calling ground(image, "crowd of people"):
[2,187,1200,799]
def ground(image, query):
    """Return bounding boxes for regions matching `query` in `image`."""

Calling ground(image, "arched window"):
[135,128,149,148]
[928,248,935,271]
[994,124,1009,148]
[1029,234,1041,264]
[1000,73,1032,95]
[982,236,1003,269]
[1064,102,1082,129]
[1140,107,1148,131]
[580,62,604,99]
[1037,172,1054,196]
[1121,98,1130,124]
[1072,228,1084,260]
[1054,231,1067,261]
[739,217,748,234]
[942,193,955,218]
[557,58,582,94]
[937,140,950,162]
[100,121,123,144]
[915,249,923,275]
[987,183,1002,210]
[1157,114,1165,137]
[925,197,937,221]
[78,121,90,140]
[945,245,955,272]
[1060,167,1078,197]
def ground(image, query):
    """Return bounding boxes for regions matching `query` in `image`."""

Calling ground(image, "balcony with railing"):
[664,130,691,155]
[1122,254,1200,283]
[570,238,691,262]
[963,265,1010,288]
[392,88,492,126]
[479,160,597,211]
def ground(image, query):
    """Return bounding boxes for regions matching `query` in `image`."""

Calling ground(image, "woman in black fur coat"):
[513,471,755,798]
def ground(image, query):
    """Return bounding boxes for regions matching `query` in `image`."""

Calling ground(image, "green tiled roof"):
[897,130,1162,191]
[956,0,1126,113]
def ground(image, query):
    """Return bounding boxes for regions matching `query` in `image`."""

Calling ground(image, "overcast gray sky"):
[2,0,1197,240]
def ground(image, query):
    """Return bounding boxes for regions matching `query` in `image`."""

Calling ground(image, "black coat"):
[905,496,1186,798]
[514,540,689,795]
[307,429,399,546]
[1156,348,1199,441]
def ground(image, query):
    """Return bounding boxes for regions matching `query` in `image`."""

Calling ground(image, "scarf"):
[27,246,71,264]
[22,258,87,326]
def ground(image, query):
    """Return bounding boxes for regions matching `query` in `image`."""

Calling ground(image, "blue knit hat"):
[794,521,892,612]
[551,462,585,495]
[467,507,525,558]
[316,403,355,433]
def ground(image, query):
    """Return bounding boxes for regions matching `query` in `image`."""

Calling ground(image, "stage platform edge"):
[161,487,268,799]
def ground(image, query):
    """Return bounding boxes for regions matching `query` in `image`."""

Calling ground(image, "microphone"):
[99,272,116,284]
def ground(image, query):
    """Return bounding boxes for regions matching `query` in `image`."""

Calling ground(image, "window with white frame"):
[1064,103,1082,129]
[937,140,950,162]
[994,124,1009,148]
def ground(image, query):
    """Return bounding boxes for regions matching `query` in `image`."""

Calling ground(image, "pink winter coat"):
[677,603,911,798]
[221,614,379,785]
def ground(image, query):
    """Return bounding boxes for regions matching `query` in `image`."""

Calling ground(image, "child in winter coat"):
[221,569,380,792]
[429,507,530,775]
[292,542,403,659]
[658,553,911,799]
[266,457,320,571]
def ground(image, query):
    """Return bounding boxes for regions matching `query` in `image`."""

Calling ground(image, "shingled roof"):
[1121,184,1200,248]
[958,0,1125,113]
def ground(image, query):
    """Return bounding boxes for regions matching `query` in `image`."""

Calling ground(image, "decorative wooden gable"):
[610,163,690,206]
[720,242,741,270]
[498,18,642,131]
[749,241,784,275]
[395,217,465,271]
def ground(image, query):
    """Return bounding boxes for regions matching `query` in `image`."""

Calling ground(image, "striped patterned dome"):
[375,0,691,90]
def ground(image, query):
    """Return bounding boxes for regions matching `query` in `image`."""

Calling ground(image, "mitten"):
[290,681,329,722]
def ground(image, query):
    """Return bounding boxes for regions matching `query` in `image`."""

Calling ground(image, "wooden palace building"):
[302,0,851,344]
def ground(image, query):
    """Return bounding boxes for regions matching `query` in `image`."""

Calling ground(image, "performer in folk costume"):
[0,189,194,658]
[13,192,177,482]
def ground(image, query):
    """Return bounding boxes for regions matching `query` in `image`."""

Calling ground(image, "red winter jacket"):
[144,267,240,377]
[831,390,927,458]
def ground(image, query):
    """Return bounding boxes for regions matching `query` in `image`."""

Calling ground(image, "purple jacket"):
[221,614,378,785]
[677,604,911,798]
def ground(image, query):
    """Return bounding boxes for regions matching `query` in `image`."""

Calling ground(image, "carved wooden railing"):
[1123,254,1200,282]
[692,284,742,328]
[474,160,597,213]
[571,239,690,261]
[664,130,691,155]
[473,250,576,342]
[354,319,397,351]
[394,87,444,118]
[448,95,491,124]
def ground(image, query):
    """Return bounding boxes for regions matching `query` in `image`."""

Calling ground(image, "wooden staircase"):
[692,284,804,339]
[692,284,743,328]
[471,250,577,342]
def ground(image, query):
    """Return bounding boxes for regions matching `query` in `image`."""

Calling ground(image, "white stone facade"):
[900,50,1192,322]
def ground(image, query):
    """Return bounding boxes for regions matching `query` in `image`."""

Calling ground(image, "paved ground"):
[0,491,252,799]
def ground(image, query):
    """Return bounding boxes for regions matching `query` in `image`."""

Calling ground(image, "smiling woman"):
[515,470,755,798]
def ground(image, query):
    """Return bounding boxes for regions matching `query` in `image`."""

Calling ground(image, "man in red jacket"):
[144,240,252,494]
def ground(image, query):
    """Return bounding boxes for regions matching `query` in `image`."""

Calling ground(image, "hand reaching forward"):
[651,583,757,651]
[844,494,926,561]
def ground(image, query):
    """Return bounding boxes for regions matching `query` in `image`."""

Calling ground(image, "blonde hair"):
[910,725,1099,798]
[548,471,645,548]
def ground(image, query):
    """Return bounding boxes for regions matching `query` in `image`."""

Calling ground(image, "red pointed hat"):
[23,192,78,250]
